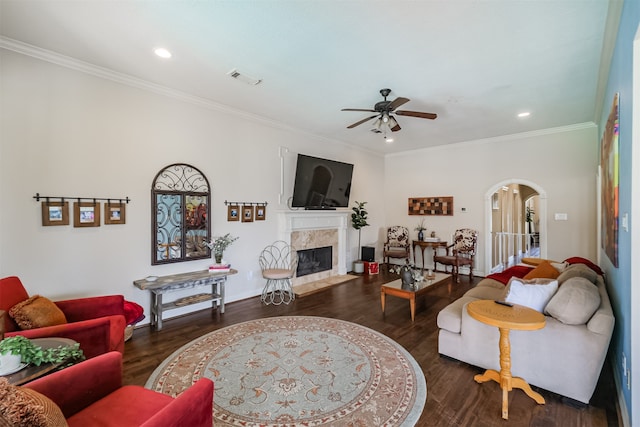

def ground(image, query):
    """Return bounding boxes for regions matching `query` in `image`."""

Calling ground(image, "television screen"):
[291,154,353,209]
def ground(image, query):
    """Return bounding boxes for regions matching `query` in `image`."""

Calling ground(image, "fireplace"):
[297,246,333,277]
[277,210,349,286]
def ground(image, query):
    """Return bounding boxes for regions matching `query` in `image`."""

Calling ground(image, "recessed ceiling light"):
[385,136,394,144]
[154,47,172,59]
[517,112,531,118]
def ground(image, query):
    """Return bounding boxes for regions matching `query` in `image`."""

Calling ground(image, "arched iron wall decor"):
[152,163,211,265]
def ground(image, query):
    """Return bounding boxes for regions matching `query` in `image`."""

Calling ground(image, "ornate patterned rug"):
[146,316,426,426]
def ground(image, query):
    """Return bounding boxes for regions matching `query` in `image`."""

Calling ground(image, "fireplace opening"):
[296,246,332,277]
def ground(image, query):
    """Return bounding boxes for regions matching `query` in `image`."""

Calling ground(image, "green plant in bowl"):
[0,336,85,366]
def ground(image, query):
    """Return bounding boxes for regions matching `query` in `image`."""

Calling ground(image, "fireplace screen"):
[296,246,332,277]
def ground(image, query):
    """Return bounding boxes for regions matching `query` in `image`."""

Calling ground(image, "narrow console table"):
[412,240,447,272]
[133,269,237,330]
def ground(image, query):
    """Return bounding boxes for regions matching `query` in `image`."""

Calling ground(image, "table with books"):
[133,267,237,330]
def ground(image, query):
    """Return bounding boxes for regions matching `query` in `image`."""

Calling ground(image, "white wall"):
[0,50,385,322]
[384,125,599,275]
[0,49,599,324]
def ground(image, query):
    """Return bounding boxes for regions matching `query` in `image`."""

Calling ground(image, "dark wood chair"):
[433,228,478,282]
[383,226,411,266]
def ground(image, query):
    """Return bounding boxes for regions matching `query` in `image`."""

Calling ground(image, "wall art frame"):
[408,196,454,216]
[601,92,619,267]
[255,205,266,221]
[242,205,254,222]
[104,201,126,225]
[227,204,239,221]
[41,201,69,226]
[74,201,101,227]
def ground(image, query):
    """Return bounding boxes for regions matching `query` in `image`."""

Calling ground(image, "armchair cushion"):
[0,378,67,427]
[9,295,67,330]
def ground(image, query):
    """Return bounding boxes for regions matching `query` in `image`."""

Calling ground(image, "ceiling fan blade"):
[387,97,410,111]
[395,110,438,120]
[341,108,376,112]
[347,114,378,129]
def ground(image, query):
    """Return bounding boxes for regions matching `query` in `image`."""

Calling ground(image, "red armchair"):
[0,276,126,359]
[25,351,214,427]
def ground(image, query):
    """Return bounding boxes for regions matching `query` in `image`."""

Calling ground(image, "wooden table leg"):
[380,290,386,313]
[410,295,416,322]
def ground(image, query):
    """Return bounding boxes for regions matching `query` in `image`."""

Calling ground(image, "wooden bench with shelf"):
[133,269,237,330]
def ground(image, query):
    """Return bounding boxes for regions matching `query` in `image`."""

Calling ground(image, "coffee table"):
[467,300,546,419]
[380,272,451,321]
[3,337,78,385]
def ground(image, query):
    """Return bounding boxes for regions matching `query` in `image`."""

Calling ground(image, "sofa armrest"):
[55,295,125,322]
[6,315,125,358]
[142,378,214,427]
[25,351,123,418]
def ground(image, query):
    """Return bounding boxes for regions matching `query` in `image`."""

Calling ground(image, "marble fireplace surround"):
[277,210,349,286]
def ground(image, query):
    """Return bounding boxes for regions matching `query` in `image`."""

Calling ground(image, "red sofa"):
[0,276,126,359]
[25,352,214,426]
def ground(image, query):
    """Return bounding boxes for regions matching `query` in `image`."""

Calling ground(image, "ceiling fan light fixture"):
[382,113,390,123]
[388,116,399,129]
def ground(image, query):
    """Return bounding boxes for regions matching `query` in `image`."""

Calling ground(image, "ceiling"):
[0,1,618,155]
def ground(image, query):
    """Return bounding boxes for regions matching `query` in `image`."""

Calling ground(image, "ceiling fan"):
[341,88,437,133]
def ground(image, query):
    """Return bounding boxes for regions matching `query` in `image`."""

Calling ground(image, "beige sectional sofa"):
[437,261,615,404]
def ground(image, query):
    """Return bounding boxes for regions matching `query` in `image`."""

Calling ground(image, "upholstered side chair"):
[433,228,479,282]
[383,226,411,267]
[259,241,298,305]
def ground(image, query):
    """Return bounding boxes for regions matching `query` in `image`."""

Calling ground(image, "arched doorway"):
[484,180,548,273]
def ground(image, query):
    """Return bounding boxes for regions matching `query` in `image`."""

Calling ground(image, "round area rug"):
[146,316,426,426]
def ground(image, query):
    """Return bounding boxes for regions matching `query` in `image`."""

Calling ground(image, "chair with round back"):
[259,241,298,305]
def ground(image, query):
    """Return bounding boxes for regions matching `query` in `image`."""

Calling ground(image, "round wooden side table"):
[467,299,546,420]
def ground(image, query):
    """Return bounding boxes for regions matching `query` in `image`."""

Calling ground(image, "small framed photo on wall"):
[227,204,239,222]
[74,201,101,227]
[41,201,69,226]
[255,205,266,221]
[242,205,254,222]
[104,201,126,225]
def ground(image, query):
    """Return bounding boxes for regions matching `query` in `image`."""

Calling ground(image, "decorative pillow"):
[486,265,533,285]
[8,296,67,330]
[557,263,598,285]
[563,256,604,276]
[545,277,601,325]
[523,260,560,280]
[503,277,559,312]
[0,378,68,427]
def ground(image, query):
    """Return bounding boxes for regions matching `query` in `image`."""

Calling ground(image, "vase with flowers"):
[415,219,427,241]
[206,233,238,264]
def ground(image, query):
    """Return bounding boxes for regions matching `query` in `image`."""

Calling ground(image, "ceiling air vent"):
[226,68,262,85]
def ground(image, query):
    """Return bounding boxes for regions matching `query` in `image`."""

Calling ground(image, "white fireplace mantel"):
[277,210,349,275]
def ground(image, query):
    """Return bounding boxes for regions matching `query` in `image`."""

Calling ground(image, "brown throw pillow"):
[8,296,67,330]
[0,378,68,427]
[523,260,560,280]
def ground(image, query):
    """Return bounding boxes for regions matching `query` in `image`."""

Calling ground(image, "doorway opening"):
[485,180,547,273]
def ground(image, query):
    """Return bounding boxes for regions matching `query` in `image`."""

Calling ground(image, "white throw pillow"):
[503,277,559,312]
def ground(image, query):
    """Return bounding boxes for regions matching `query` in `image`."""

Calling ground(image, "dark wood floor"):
[123,266,620,427]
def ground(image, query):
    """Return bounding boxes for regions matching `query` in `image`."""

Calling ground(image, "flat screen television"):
[291,154,353,209]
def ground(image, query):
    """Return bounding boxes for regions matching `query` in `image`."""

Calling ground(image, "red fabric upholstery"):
[485,265,533,285]
[0,276,126,358]
[25,352,214,427]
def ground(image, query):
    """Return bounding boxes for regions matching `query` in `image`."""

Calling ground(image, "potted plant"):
[0,335,85,367]
[351,201,369,273]
[415,219,427,241]
[206,233,239,264]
